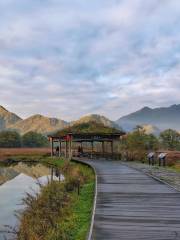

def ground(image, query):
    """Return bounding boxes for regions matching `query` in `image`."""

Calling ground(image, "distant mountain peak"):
[141,106,152,111]
[169,104,180,109]
[72,114,120,129]
[116,104,180,132]
[30,114,45,119]
[0,105,22,130]
[11,113,68,135]
[0,105,8,113]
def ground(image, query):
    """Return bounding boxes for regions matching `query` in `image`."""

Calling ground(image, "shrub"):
[18,181,71,240]
[22,131,49,148]
[17,162,95,240]
[160,129,180,150]
[0,130,21,148]
[121,129,159,162]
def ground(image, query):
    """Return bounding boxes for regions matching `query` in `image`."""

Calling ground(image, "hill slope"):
[11,114,68,135]
[72,114,120,129]
[0,106,22,131]
[116,105,180,131]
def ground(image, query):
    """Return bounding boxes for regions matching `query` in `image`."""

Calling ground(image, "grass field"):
[0,148,51,161]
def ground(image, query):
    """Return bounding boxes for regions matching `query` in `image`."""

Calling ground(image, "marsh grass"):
[10,157,95,240]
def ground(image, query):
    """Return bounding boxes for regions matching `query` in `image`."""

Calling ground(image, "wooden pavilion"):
[48,132,125,160]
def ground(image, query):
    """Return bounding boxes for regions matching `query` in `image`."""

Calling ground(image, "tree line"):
[120,127,180,162]
[0,130,49,148]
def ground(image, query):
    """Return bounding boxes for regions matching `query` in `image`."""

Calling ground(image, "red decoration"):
[64,135,72,141]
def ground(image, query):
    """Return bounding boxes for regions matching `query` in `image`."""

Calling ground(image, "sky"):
[0,0,180,121]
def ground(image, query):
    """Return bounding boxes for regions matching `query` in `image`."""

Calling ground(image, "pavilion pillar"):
[59,140,61,157]
[111,140,114,159]
[71,140,73,158]
[65,141,68,159]
[51,138,54,157]
[91,141,94,159]
[102,141,105,158]
[51,167,54,181]
[68,139,72,160]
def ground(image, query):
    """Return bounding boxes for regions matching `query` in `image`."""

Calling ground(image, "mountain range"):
[0,106,22,130]
[116,104,180,132]
[0,106,68,135]
[71,114,119,129]
[1,104,180,135]
[0,106,118,135]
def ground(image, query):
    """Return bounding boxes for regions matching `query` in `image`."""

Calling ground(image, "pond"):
[0,162,64,240]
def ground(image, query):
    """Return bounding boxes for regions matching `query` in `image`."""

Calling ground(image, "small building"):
[48,121,125,159]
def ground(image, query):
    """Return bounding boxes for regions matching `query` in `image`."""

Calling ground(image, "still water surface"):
[0,162,64,240]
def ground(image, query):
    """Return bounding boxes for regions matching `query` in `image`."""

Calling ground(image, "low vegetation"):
[159,129,180,150]
[0,148,50,162]
[7,156,95,240]
[0,131,21,148]
[22,131,49,147]
[0,130,48,148]
[120,127,180,168]
[121,127,159,162]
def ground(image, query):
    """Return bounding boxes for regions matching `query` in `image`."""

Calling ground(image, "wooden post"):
[71,140,73,158]
[58,140,61,157]
[59,141,62,156]
[51,138,54,157]
[51,167,53,181]
[65,141,68,159]
[91,141,94,159]
[102,141,105,158]
[68,139,72,160]
[111,140,114,159]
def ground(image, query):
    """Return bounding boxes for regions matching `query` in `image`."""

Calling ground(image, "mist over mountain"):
[11,114,69,135]
[1,104,180,135]
[0,107,120,135]
[116,104,180,132]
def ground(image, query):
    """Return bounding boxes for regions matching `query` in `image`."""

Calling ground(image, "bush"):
[160,129,180,150]
[22,131,49,148]
[121,129,159,162]
[18,181,71,240]
[0,130,21,148]
[17,161,95,240]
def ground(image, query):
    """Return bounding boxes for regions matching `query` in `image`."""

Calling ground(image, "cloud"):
[0,0,180,121]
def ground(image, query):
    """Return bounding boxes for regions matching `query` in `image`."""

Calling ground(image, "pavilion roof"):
[48,121,125,141]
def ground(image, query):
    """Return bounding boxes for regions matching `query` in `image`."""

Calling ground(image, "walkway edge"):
[122,162,180,193]
[72,159,97,240]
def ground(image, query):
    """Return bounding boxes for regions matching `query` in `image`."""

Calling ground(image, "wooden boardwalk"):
[83,159,180,240]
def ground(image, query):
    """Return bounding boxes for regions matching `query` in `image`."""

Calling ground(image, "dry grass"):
[156,150,180,167]
[16,160,95,240]
[0,148,51,161]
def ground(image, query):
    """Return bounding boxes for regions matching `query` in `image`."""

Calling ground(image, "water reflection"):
[0,162,64,240]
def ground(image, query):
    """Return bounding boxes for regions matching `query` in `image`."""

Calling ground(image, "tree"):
[120,130,159,162]
[22,131,49,148]
[0,130,21,148]
[160,129,180,150]
[144,134,159,151]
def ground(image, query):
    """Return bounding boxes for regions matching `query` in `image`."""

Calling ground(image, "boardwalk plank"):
[83,160,180,240]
